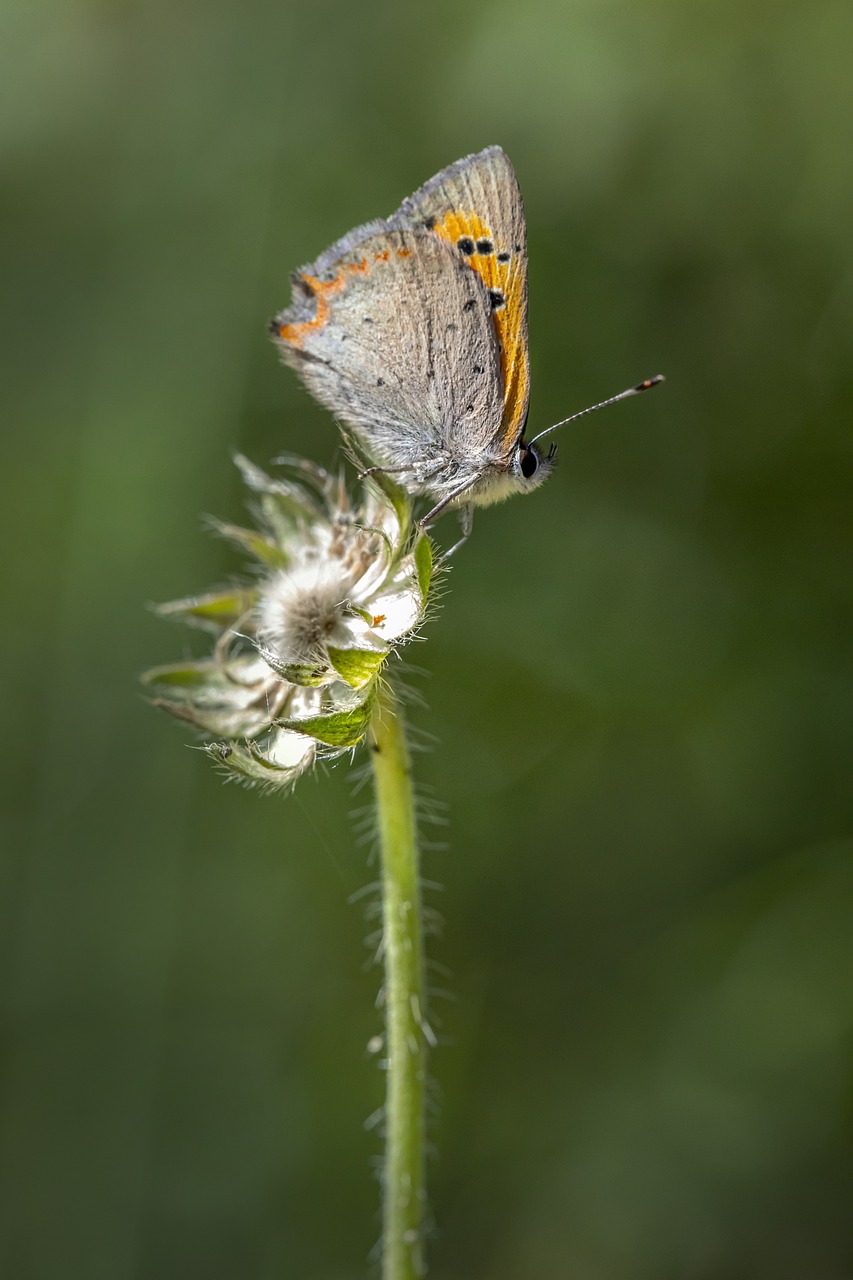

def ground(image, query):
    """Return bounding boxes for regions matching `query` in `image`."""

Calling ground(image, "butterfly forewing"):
[390,146,530,458]
[272,225,504,486]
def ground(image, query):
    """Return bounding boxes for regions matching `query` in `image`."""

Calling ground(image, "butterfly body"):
[271,147,554,529]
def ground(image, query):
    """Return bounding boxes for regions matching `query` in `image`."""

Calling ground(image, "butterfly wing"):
[271,221,504,490]
[389,146,530,458]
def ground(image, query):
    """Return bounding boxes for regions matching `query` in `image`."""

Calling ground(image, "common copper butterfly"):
[271,146,662,548]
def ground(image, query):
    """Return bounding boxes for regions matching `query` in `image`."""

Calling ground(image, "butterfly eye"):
[519,446,539,479]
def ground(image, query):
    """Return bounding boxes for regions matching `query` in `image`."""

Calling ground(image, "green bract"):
[143,456,431,790]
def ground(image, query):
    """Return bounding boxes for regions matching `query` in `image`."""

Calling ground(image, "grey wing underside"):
[390,145,527,251]
[390,146,531,441]
[272,224,504,487]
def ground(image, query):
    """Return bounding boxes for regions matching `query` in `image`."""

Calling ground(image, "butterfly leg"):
[438,504,474,560]
[417,482,476,558]
[357,463,417,481]
[418,481,474,528]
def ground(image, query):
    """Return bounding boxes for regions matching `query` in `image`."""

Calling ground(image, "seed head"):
[143,455,432,790]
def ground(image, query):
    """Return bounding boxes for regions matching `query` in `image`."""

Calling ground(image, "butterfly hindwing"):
[272,223,504,485]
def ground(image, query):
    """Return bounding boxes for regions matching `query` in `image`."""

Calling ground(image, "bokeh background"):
[3,1,852,1276]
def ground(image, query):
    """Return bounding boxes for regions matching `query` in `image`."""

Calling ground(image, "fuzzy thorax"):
[449,443,556,510]
[464,464,543,509]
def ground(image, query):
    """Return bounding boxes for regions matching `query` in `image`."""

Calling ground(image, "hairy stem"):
[370,681,429,1279]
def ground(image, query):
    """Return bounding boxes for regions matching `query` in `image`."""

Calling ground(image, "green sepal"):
[327,645,387,689]
[271,453,339,494]
[370,470,412,538]
[339,428,413,533]
[142,660,269,736]
[277,685,376,747]
[141,660,220,691]
[154,588,255,632]
[209,519,289,569]
[146,696,264,738]
[254,642,329,687]
[235,454,322,523]
[414,533,432,599]
[204,739,306,790]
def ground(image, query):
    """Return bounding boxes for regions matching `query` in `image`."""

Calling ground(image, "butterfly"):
[271,146,661,548]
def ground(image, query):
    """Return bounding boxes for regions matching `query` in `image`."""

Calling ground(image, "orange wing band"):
[279,249,410,349]
[430,211,529,447]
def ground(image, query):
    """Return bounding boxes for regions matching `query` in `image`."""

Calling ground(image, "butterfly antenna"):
[528,375,665,447]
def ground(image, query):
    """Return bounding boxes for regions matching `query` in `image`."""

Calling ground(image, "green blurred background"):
[3,1,852,1276]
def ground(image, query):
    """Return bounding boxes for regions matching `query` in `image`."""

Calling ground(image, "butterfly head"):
[512,439,557,492]
[467,439,556,510]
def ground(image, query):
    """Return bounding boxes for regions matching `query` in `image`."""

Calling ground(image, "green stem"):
[369,681,428,1280]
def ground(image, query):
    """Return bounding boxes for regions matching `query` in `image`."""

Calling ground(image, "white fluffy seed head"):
[256,524,384,663]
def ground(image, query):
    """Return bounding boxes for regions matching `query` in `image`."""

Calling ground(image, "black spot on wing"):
[489,289,505,310]
[476,238,493,255]
[457,237,475,255]
[291,273,314,297]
